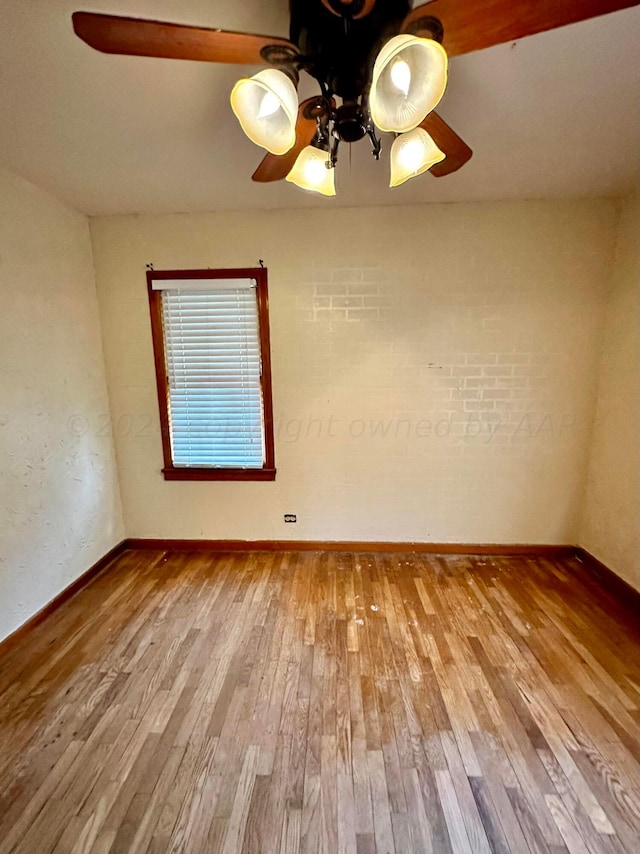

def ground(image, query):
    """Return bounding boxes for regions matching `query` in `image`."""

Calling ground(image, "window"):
[147,268,275,481]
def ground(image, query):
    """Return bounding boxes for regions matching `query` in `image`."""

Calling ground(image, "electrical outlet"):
[284,514,297,523]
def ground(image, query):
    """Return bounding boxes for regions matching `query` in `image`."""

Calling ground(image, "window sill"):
[162,467,276,482]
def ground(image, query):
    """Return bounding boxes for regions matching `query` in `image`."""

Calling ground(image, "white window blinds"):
[160,281,265,469]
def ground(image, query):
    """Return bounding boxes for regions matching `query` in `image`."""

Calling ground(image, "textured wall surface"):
[91,198,617,544]
[579,195,640,590]
[0,167,124,641]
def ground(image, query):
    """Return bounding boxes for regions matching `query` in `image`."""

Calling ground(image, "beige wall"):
[0,180,633,640]
[0,167,124,641]
[579,195,640,590]
[91,199,618,544]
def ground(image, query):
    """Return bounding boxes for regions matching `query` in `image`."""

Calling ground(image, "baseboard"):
[124,538,576,557]
[0,539,128,659]
[574,547,640,615]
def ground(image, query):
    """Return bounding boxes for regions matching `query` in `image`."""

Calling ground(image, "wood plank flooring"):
[0,549,639,853]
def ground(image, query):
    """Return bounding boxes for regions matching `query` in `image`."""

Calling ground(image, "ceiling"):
[1,0,639,215]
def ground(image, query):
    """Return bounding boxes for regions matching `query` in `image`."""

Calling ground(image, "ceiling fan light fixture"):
[285,144,336,197]
[389,127,445,187]
[369,34,448,134]
[230,68,298,155]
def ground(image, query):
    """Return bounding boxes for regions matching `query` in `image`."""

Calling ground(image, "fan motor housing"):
[289,0,412,98]
[334,103,366,142]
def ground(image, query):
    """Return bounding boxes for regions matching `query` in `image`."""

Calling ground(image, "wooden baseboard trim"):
[574,547,640,614]
[0,540,128,659]
[124,538,576,557]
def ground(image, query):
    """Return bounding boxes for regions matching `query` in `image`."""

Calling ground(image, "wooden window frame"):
[147,267,276,481]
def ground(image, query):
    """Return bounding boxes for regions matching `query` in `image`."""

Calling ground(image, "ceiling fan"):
[72,0,638,196]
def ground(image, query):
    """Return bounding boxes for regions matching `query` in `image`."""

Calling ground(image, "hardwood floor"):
[0,549,638,854]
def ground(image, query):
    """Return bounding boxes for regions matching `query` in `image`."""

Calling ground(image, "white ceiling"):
[1,0,639,215]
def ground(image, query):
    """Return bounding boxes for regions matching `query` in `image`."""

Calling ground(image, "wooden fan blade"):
[420,112,472,176]
[252,99,320,183]
[72,11,298,65]
[403,0,640,56]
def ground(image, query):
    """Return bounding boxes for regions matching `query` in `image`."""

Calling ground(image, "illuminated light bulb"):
[390,59,411,96]
[303,157,328,186]
[257,90,280,119]
[230,68,298,155]
[389,127,445,187]
[397,136,424,171]
[370,34,448,133]
[286,145,336,196]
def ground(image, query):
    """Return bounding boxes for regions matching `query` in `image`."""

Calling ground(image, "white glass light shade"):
[389,128,445,187]
[230,68,298,155]
[369,34,448,133]
[285,145,336,196]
